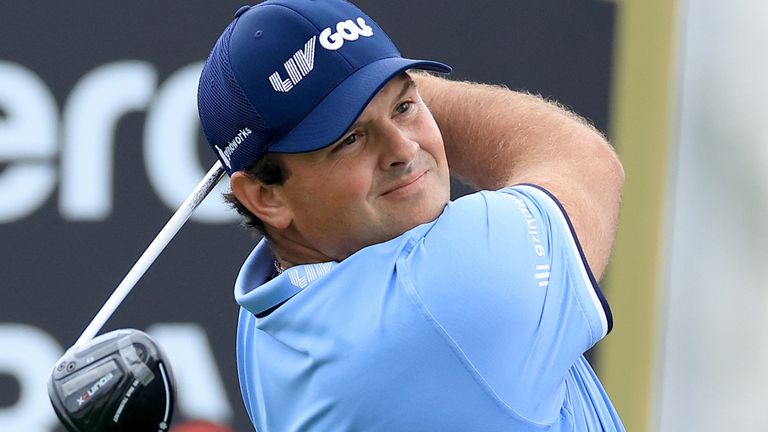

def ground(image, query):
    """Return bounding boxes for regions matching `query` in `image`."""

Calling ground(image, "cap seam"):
[266,3,356,71]
[226,15,277,149]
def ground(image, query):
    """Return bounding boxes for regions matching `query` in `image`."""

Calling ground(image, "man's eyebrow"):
[339,75,417,137]
[395,74,417,101]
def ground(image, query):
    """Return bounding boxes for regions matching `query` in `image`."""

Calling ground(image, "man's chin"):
[396,199,449,234]
[338,198,449,260]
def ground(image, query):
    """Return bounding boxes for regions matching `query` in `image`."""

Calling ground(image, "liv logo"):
[319,17,374,51]
[287,262,333,289]
[269,17,374,93]
[269,36,317,93]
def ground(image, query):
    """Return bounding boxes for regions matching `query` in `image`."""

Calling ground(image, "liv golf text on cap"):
[197,0,451,175]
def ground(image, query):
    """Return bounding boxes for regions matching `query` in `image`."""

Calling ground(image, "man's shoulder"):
[423,186,537,239]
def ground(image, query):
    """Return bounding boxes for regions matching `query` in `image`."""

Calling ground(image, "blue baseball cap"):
[197,0,451,175]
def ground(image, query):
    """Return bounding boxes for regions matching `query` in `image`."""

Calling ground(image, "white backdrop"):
[660,0,768,430]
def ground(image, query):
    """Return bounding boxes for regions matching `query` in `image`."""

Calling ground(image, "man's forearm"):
[414,72,624,278]
[414,72,608,189]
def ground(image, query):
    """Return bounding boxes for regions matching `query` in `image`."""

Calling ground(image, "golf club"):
[48,160,225,432]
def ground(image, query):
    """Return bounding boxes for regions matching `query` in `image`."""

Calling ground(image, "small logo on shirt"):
[511,195,545,257]
[286,262,333,288]
[535,264,550,287]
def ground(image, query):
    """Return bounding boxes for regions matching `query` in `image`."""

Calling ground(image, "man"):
[197,0,625,430]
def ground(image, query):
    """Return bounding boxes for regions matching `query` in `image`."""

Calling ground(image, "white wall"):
[660,1,768,430]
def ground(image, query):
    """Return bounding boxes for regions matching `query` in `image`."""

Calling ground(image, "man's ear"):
[230,171,292,229]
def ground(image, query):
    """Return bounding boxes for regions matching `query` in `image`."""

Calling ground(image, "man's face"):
[276,73,450,261]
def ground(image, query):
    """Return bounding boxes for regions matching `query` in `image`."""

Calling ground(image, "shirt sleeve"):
[403,184,613,424]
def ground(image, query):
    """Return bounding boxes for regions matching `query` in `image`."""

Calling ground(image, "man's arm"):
[414,73,624,279]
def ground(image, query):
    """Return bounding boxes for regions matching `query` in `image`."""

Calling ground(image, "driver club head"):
[48,328,176,432]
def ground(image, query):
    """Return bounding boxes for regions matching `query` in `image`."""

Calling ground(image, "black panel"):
[0,2,615,430]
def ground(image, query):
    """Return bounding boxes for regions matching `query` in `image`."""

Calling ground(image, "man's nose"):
[379,123,418,170]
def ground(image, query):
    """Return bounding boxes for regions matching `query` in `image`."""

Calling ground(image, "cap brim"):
[268,57,451,154]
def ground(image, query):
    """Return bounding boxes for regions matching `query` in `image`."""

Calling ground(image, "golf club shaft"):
[74,161,226,348]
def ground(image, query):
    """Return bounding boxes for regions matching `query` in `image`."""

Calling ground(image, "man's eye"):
[331,132,360,153]
[340,133,358,147]
[396,101,411,114]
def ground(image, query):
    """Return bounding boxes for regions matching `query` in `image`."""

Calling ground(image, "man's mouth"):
[381,171,428,196]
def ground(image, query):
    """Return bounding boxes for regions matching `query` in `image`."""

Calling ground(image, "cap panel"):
[198,22,272,173]
[229,4,353,139]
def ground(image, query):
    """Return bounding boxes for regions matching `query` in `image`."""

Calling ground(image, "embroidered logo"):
[216,127,252,169]
[269,36,317,93]
[269,17,374,93]
[319,17,374,51]
[286,262,333,289]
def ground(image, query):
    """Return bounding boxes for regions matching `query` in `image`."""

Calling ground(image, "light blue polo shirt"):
[234,185,624,431]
